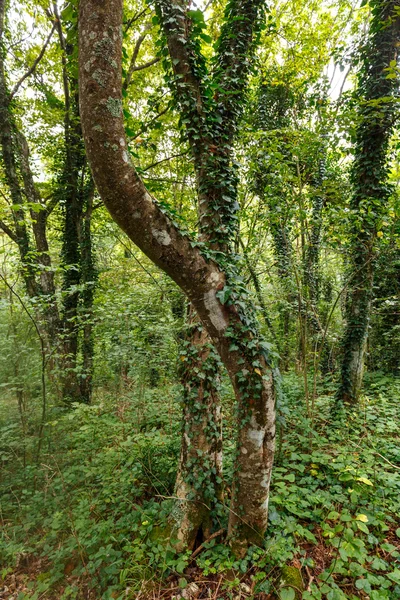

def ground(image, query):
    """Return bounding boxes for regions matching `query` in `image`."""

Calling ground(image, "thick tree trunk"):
[227,361,275,554]
[78,0,275,553]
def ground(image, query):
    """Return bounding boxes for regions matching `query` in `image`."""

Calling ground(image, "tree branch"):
[132,106,169,140]
[123,25,160,89]
[142,150,189,172]
[52,1,70,133]
[129,56,160,74]
[212,0,264,144]
[155,0,209,157]
[79,0,231,341]
[9,20,57,101]
[124,8,149,33]
[0,219,17,242]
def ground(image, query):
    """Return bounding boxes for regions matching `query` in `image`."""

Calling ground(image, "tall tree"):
[153,0,267,547]
[337,0,400,404]
[0,0,97,404]
[0,0,60,351]
[54,2,97,403]
[79,0,275,555]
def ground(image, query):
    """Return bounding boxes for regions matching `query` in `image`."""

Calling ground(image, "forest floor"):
[1,372,400,600]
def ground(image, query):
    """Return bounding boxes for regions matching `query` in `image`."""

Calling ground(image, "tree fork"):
[78,0,275,555]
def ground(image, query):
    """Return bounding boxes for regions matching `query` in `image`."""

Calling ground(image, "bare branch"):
[132,106,169,140]
[142,150,189,172]
[127,56,160,76]
[0,219,17,242]
[124,8,149,33]
[124,24,158,89]
[9,21,57,101]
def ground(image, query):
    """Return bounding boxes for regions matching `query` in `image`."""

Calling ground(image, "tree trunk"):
[78,0,276,553]
[173,319,223,550]
[337,0,400,404]
[80,177,97,403]
[337,251,374,404]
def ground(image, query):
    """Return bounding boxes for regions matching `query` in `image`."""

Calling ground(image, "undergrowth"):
[0,373,399,599]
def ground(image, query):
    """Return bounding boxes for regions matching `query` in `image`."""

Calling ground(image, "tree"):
[336,0,400,405]
[0,0,97,404]
[79,0,275,555]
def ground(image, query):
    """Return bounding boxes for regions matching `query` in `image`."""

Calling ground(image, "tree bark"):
[337,0,400,404]
[172,318,223,550]
[79,0,275,554]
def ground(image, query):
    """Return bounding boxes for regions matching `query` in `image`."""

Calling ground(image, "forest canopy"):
[0,0,399,598]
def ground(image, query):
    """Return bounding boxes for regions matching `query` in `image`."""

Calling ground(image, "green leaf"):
[356,476,373,486]
[355,514,368,522]
[280,588,295,600]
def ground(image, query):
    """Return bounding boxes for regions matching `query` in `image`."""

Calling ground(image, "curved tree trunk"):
[78,0,275,554]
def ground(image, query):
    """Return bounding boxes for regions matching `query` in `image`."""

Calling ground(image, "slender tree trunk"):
[0,16,37,299]
[17,132,61,347]
[173,318,223,550]
[337,0,400,404]
[80,177,97,403]
[303,147,333,373]
[0,3,60,355]
[271,222,295,370]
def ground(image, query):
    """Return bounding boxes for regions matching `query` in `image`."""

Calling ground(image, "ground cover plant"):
[1,374,400,599]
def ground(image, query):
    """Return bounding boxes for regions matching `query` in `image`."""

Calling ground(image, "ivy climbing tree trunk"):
[154,0,274,550]
[0,0,97,405]
[172,316,223,550]
[337,0,400,405]
[80,176,97,403]
[53,6,98,404]
[79,0,276,556]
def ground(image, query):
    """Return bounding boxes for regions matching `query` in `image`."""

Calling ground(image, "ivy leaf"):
[280,588,295,600]
[187,9,205,24]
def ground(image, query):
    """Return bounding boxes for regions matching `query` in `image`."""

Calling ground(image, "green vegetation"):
[1,375,400,598]
[0,0,399,597]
